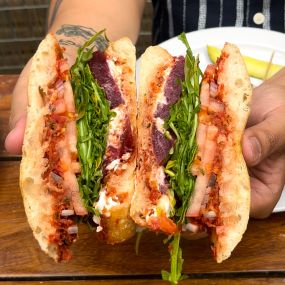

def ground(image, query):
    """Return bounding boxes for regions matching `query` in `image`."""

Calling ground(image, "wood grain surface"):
[0,75,284,284]
[0,279,285,285]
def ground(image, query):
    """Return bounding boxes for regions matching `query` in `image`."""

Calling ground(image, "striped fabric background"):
[152,0,285,44]
[1,0,284,73]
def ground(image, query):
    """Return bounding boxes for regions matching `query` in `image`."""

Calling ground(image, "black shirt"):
[152,0,285,44]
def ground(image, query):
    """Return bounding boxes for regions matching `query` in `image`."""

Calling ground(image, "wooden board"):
[1,279,285,285]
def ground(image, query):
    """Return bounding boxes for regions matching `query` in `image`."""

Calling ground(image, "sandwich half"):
[186,43,252,262]
[130,45,185,234]
[20,32,137,261]
[131,35,252,270]
[20,34,85,261]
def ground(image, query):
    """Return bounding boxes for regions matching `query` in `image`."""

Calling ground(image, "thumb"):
[5,115,26,154]
[9,59,31,130]
[5,59,31,154]
[242,112,285,166]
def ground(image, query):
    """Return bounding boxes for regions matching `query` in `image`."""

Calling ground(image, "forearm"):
[47,0,145,63]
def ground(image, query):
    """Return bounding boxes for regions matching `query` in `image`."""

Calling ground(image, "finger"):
[250,177,284,219]
[242,111,285,166]
[245,85,265,128]
[4,115,26,154]
[247,69,285,128]
[5,59,31,154]
[250,153,285,219]
[9,59,31,130]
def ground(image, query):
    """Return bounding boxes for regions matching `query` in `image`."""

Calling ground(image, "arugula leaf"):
[162,32,201,284]
[70,31,113,214]
[162,233,188,284]
[135,230,144,256]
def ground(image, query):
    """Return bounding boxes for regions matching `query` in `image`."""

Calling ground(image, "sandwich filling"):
[41,46,86,260]
[156,34,201,283]
[70,34,113,214]
[186,56,230,231]
[89,50,135,220]
[71,33,136,243]
[145,56,185,233]
[134,34,200,244]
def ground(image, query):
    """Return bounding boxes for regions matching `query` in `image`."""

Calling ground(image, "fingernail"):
[249,136,262,165]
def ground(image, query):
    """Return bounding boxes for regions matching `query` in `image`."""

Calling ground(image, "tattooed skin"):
[57,24,96,39]
[56,24,108,51]
[48,1,108,52]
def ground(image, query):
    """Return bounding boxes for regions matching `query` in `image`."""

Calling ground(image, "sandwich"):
[131,34,252,282]
[20,32,137,261]
[20,30,252,282]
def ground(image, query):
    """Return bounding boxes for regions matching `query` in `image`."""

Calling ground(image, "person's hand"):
[242,68,285,219]
[4,60,31,154]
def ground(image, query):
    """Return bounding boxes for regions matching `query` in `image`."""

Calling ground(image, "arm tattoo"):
[47,0,63,30]
[56,24,108,51]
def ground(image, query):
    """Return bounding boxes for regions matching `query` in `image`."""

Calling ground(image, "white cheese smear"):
[94,189,120,217]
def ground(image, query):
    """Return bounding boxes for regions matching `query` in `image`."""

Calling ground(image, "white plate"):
[160,27,285,86]
[158,27,285,213]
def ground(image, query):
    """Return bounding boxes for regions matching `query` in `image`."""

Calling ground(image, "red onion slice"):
[67,226,78,235]
[209,81,218,98]
[203,210,217,220]
[208,99,225,113]
[61,209,75,217]
[183,222,199,233]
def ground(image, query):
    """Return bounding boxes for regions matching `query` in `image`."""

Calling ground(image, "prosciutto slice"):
[186,65,225,221]
[187,125,218,217]
[43,58,87,216]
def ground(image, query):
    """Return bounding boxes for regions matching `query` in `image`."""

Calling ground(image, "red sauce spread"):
[48,196,76,261]
[188,53,231,231]
[42,49,78,260]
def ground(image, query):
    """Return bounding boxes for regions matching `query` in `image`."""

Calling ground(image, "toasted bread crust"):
[20,34,61,261]
[213,43,252,263]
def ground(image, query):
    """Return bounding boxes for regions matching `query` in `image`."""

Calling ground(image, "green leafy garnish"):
[135,230,144,256]
[161,233,188,283]
[70,31,113,213]
[162,32,201,284]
